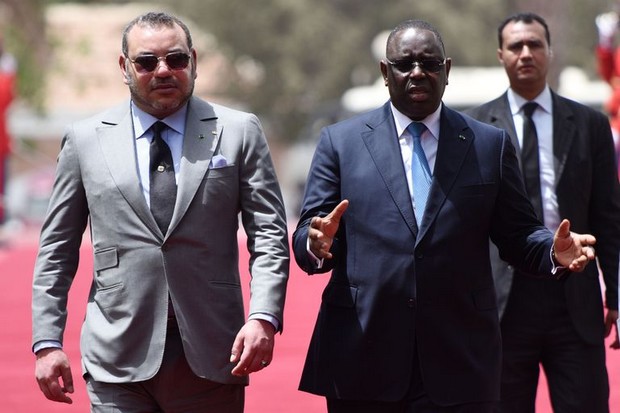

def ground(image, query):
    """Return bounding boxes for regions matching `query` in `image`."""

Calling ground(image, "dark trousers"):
[327,397,497,413]
[86,321,245,413]
[499,274,609,413]
[326,344,497,413]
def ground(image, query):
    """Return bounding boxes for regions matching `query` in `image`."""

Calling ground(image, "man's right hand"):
[308,200,349,260]
[35,348,74,404]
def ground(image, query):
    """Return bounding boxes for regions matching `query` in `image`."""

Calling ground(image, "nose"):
[154,58,172,75]
[409,63,425,77]
[520,45,533,58]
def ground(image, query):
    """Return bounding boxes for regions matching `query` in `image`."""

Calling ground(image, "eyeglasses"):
[127,52,191,73]
[385,58,446,74]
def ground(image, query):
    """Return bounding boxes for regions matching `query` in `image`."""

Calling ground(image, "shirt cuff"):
[248,313,280,332]
[306,237,324,269]
[550,246,567,277]
[33,340,62,354]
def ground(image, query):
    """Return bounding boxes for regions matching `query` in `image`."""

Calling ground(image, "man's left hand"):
[230,319,275,376]
[606,309,620,350]
[552,219,596,272]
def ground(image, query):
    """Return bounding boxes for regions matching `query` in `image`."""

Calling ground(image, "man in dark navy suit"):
[293,18,598,413]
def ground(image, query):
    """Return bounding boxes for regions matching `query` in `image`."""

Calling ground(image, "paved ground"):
[2,225,618,412]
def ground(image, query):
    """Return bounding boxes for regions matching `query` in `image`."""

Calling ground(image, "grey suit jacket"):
[467,91,620,343]
[32,96,289,384]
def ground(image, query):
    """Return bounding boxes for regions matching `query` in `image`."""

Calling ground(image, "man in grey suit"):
[467,12,620,412]
[31,12,289,412]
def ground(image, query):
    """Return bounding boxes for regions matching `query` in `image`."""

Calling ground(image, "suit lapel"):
[486,95,522,164]
[97,103,160,235]
[487,93,575,183]
[361,104,418,237]
[97,99,222,238]
[551,93,575,182]
[169,97,220,234]
[418,107,474,243]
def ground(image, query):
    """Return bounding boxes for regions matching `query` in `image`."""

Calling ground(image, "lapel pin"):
[458,134,466,141]
[197,134,205,140]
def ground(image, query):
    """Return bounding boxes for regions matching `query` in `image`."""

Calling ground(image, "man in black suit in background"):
[467,12,620,413]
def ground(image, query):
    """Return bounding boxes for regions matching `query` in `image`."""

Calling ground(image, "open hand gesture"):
[552,219,596,272]
[308,200,349,260]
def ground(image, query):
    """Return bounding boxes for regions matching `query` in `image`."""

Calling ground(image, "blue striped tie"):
[408,122,432,226]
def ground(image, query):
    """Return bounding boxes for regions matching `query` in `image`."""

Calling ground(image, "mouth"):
[408,85,430,101]
[152,83,178,94]
[518,64,536,72]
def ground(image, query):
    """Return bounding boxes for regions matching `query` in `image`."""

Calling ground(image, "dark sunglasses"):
[127,52,191,73]
[385,58,446,74]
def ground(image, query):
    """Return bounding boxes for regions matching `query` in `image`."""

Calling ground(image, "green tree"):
[1,0,48,109]
[162,0,548,141]
[9,0,613,135]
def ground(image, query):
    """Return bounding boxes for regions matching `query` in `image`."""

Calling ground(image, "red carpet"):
[1,227,618,412]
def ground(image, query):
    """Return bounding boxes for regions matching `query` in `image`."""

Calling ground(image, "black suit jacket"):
[467,91,620,344]
[293,102,556,405]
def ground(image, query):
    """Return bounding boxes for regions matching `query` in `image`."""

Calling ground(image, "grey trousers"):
[86,322,245,413]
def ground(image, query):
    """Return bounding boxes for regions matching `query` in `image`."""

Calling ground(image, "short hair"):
[386,19,446,56]
[497,12,550,48]
[121,11,193,56]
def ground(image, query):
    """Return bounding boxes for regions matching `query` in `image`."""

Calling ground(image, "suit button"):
[408,298,416,308]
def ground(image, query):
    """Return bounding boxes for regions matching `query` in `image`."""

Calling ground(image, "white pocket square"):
[210,154,229,168]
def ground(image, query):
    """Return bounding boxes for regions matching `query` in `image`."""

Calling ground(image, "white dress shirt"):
[307,101,562,276]
[506,86,560,231]
[308,103,442,269]
[391,102,441,209]
[132,102,187,205]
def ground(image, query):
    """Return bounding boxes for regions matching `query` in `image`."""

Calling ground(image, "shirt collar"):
[390,102,442,141]
[131,101,188,139]
[507,85,552,116]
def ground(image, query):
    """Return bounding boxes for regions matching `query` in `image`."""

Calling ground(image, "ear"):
[119,54,130,85]
[496,48,504,66]
[380,60,389,86]
[191,48,198,80]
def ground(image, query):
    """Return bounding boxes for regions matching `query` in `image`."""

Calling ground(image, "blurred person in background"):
[0,31,16,234]
[467,12,620,413]
[293,18,598,413]
[596,5,620,178]
[31,11,289,412]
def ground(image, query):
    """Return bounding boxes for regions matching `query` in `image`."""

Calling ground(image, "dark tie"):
[149,121,177,234]
[521,102,544,221]
[408,122,432,226]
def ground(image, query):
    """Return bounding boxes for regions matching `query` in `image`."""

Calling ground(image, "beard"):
[126,69,195,118]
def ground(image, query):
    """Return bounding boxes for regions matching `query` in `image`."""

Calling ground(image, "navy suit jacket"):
[293,102,555,405]
[467,91,620,343]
